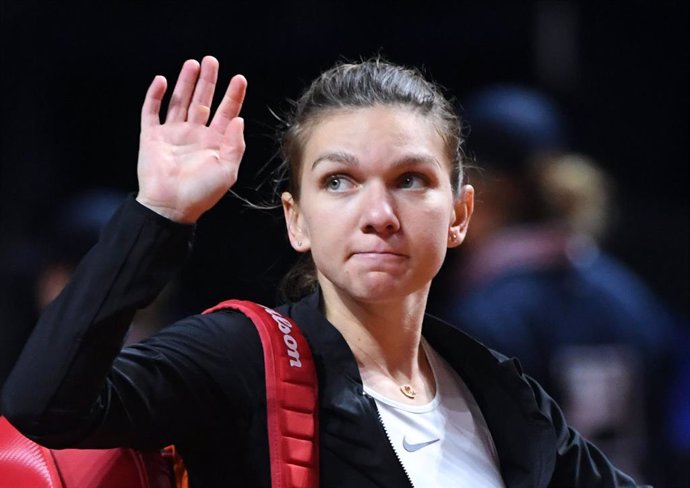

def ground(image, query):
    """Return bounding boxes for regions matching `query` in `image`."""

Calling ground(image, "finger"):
[219,117,246,174]
[141,75,167,129]
[188,55,220,125]
[209,74,247,135]
[165,59,201,123]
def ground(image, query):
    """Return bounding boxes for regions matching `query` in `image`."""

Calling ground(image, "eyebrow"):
[311,151,443,170]
[311,151,357,170]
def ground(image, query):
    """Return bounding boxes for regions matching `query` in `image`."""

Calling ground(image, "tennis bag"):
[0,299,319,488]
[201,299,320,488]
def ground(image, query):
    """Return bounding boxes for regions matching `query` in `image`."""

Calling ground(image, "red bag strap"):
[203,299,319,488]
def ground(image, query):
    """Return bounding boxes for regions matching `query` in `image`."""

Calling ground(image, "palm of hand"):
[138,122,237,223]
[136,56,247,224]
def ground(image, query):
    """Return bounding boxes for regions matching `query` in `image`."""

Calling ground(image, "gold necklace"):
[353,344,421,400]
[399,384,417,399]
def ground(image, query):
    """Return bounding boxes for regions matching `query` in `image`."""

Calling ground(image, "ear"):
[281,192,310,252]
[448,184,474,248]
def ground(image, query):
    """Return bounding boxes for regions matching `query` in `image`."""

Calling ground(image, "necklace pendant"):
[400,384,417,399]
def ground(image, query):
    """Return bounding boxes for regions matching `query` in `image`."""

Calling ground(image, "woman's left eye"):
[399,173,427,189]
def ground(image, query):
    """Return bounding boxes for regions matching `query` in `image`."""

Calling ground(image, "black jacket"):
[1,196,644,487]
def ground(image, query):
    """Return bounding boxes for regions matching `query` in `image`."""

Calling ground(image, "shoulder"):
[125,308,265,380]
[158,306,260,346]
[422,312,515,370]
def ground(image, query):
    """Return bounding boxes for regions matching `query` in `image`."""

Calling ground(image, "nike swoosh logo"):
[402,436,440,452]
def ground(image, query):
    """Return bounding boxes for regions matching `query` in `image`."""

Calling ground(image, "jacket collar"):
[284,290,557,488]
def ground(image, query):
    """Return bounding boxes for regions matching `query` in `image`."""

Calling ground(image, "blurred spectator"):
[35,188,130,309]
[437,84,683,485]
[0,187,176,401]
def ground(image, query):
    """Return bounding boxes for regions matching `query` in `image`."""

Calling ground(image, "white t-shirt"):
[363,340,506,487]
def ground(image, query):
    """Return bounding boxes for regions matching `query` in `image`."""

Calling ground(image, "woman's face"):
[282,105,473,304]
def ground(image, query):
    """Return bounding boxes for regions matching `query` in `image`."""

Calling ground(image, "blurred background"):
[1,1,687,486]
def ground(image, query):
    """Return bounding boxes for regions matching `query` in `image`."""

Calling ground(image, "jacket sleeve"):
[0,195,263,449]
[527,375,652,488]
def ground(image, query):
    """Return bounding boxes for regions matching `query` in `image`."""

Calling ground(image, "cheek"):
[412,201,453,235]
[412,206,454,255]
[299,202,339,246]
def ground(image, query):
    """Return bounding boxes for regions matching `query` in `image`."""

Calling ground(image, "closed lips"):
[350,252,408,266]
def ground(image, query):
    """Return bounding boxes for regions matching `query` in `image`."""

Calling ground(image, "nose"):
[359,182,400,235]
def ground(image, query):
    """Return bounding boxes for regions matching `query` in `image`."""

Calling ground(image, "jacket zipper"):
[364,391,415,488]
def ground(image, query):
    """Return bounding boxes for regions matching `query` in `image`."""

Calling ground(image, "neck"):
[323,286,427,359]
[319,282,435,402]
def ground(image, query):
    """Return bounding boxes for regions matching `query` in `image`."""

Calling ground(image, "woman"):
[1,56,643,487]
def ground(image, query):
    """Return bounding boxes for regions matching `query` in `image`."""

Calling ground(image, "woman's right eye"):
[325,175,354,191]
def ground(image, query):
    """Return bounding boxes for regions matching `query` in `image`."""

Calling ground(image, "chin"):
[348,275,426,303]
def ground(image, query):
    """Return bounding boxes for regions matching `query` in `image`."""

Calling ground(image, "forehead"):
[302,105,447,166]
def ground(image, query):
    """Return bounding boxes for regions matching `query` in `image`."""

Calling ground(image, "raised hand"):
[136,56,247,223]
